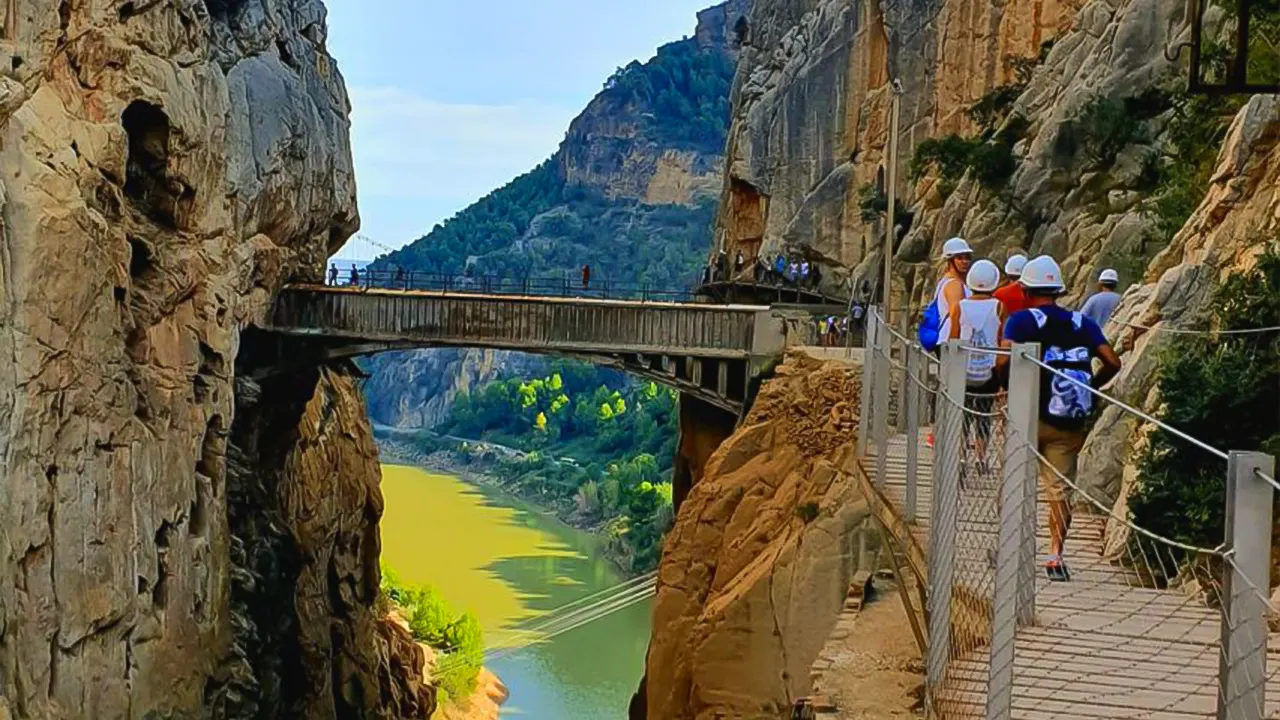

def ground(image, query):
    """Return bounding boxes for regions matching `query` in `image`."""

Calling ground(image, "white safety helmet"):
[1004,254,1028,277]
[941,237,974,259]
[1099,268,1120,285]
[1020,255,1065,291]
[966,259,1001,292]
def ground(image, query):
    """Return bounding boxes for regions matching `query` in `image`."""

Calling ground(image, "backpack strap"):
[1028,308,1048,328]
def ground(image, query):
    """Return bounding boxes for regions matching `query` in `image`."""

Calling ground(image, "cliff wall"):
[0,0,424,716]
[642,354,873,719]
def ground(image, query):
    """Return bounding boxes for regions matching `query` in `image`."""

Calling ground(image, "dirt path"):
[809,578,924,719]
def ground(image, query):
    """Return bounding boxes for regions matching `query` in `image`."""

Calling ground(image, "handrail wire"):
[1026,355,1231,462]
[1116,319,1280,335]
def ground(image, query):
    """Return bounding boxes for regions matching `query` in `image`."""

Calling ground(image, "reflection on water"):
[380,465,651,719]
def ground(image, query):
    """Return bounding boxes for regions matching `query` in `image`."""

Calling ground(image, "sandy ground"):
[809,579,925,719]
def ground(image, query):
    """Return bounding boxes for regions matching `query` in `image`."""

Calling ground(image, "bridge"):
[258,283,820,415]
[851,309,1280,720]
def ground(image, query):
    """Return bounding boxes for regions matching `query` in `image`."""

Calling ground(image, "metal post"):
[1008,344,1040,626]
[873,316,891,489]
[905,343,920,523]
[1218,451,1276,720]
[883,81,902,327]
[986,343,1040,718]
[857,308,878,459]
[925,340,966,706]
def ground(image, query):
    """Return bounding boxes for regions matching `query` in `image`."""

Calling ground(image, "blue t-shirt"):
[1004,305,1107,351]
[1080,290,1122,328]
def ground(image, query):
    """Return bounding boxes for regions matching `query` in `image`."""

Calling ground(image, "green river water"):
[380,465,652,719]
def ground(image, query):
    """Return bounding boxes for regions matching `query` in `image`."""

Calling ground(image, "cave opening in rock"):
[127,235,152,279]
[123,100,184,228]
[204,0,248,22]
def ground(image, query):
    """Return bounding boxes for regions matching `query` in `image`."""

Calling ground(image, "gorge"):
[2,0,1278,718]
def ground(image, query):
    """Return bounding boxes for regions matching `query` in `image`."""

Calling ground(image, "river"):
[379,464,652,719]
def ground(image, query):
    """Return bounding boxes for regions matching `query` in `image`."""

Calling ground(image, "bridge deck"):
[867,430,1280,720]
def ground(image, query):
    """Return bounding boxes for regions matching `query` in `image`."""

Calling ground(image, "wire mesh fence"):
[856,306,1280,720]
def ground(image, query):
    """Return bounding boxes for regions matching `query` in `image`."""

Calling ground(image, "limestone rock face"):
[644,354,872,720]
[0,0,420,717]
[557,0,748,206]
[363,349,541,430]
[716,0,1086,295]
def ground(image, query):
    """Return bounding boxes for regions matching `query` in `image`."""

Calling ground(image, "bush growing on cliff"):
[1129,246,1280,549]
[1066,96,1149,168]
[910,127,1020,197]
[380,566,485,704]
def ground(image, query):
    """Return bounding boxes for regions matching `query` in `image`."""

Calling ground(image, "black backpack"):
[1026,309,1096,430]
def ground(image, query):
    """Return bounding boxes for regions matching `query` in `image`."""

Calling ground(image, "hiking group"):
[917,237,1123,582]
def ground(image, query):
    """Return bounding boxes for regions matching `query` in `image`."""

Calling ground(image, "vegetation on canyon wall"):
[380,566,485,707]
[371,31,734,287]
[1130,246,1280,548]
[439,360,679,573]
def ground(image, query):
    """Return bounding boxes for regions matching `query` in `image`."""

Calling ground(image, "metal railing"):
[856,306,1279,720]
[323,268,704,303]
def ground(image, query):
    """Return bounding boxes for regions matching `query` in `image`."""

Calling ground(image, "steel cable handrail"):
[1025,355,1231,462]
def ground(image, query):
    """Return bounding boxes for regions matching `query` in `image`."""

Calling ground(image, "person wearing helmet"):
[999,255,1122,582]
[1081,268,1122,328]
[934,237,974,343]
[994,253,1031,315]
[949,259,1005,471]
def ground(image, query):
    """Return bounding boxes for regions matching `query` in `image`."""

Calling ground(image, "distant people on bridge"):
[949,259,1005,474]
[754,255,768,283]
[734,250,745,276]
[995,253,1030,315]
[701,264,712,286]
[395,266,407,290]
[328,263,338,286]
[1080,268,1122,329]
[349,265,360,287]
[581,264,591,290]
[800,260,811,286]
[998,255,1122,583]
[716,250,729,281]
[810,263,823,291]
[787,260,799,285]
[773,254,786,283]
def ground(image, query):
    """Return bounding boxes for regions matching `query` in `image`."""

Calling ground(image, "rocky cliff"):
[642,354,874,719]
[0,0,426,717]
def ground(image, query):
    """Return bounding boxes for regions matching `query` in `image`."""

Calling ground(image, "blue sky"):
[325,0,714,260]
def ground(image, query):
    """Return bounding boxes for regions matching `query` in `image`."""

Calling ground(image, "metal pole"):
[1217,451,1276,720]
[883,81,902,327]
[905,343,920,523]
[987,342,1041,719]
[1008,344,1040,627]
[858,308,878,459]
[925,340,966,709]
[873,317,891,489]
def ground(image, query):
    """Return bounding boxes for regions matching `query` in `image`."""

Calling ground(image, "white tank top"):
[934,277,971,342]
[959,297,1001,384]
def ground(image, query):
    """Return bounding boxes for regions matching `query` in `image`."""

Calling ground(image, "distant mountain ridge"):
[364,0,749,429]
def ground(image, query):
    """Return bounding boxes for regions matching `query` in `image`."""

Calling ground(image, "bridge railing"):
[324,268,703,303]
[858,307,1278,720]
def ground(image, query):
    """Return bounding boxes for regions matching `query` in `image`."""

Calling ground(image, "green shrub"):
[1069,96,1148,167]
[1129,245,1280,549]
[380,566,485,704]
[857,183,913,228]
[911,128,1020,196]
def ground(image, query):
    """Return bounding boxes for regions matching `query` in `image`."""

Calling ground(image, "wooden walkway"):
[860,430,1280,720]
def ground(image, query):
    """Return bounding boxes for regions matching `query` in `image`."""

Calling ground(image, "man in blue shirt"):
[1080,268,1122,329]
[1001,256,1122,581]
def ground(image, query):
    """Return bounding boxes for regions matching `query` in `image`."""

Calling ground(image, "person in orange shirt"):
[993,253,1031,315]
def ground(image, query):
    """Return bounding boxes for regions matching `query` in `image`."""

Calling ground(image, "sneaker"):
[926,433,934,448]
[1045,555,1071,582]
